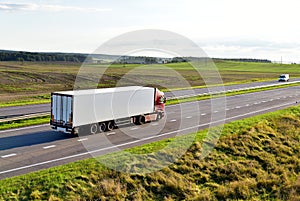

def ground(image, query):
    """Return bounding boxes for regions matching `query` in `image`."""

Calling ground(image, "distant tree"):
[17,57,24,65]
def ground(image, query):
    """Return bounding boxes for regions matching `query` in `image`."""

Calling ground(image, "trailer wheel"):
[107,121,115,131]
[99,122,106,132]
[90,124,98,134]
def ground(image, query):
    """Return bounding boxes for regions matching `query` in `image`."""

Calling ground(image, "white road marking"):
[0,101,295,176]
[270,99,274,101]
[0,124,48,134]
[226,108,230,111]
[151,123,159,126]
[235,106,241,109]
[130,127,138,130]
[43,145,56,149]
[185,116,192,119]
[201,113,207,116]
[213,111,218,113]
[1,153,17,158]
[254,102,259,104]
[245,104,250,107]
[170,119,177,122]
[77,138,88,142]
[106,132,116,136]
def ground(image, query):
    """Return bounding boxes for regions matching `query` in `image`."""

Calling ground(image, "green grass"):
[0,115,50,130]
[1,105,300,200]
[0,94,50,108]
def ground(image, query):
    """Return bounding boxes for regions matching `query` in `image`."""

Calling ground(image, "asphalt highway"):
[1,78,300,118]
[1,85,300,179]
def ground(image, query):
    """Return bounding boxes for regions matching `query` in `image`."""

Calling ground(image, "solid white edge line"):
[0,101,295,175]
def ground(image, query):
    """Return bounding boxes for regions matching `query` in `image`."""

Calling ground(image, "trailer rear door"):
[51,94,73,127]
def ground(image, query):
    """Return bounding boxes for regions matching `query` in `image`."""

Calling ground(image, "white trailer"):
[50,86,165,135]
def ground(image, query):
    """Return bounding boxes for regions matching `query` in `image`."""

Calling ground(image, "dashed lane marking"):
[43,145,56,149]
[1,153,17,158]
[77,138,88,142]
[106,132,116,136]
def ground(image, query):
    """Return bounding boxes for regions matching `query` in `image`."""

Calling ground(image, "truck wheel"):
[90,124,98,135]
[99,122,106,132]
[107,121,115,131]
[135,115,145,125]
[156,113,162,121]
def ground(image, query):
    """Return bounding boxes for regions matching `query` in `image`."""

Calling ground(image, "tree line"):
[0,51,87,62]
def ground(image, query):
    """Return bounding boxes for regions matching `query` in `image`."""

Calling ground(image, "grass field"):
[1,60,300,105]
[1,105,300,200]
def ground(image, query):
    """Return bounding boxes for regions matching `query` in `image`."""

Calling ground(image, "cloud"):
[0,3,111,12]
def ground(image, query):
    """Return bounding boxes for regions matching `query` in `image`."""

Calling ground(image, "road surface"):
[0,85,299,179]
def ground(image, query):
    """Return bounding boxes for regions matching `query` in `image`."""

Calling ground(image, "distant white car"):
[278,74,289,82]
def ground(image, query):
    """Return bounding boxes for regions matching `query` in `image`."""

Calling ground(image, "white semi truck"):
[50,86,166,135]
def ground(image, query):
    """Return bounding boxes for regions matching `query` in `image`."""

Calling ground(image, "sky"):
[1,0,300,62]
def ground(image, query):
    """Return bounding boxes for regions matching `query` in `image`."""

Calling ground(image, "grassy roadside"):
[1,105,300,200]
[0,94,50,108]
[0,115,49,130]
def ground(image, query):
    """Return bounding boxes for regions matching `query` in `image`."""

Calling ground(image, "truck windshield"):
[159,96,166,104]
[280,75,286,78]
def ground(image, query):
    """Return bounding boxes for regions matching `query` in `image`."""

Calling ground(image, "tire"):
[98,122,106,132]
[135,115,145,125]
[90,124,98,135]
[107,121,115,131]
[156,113,162,121]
